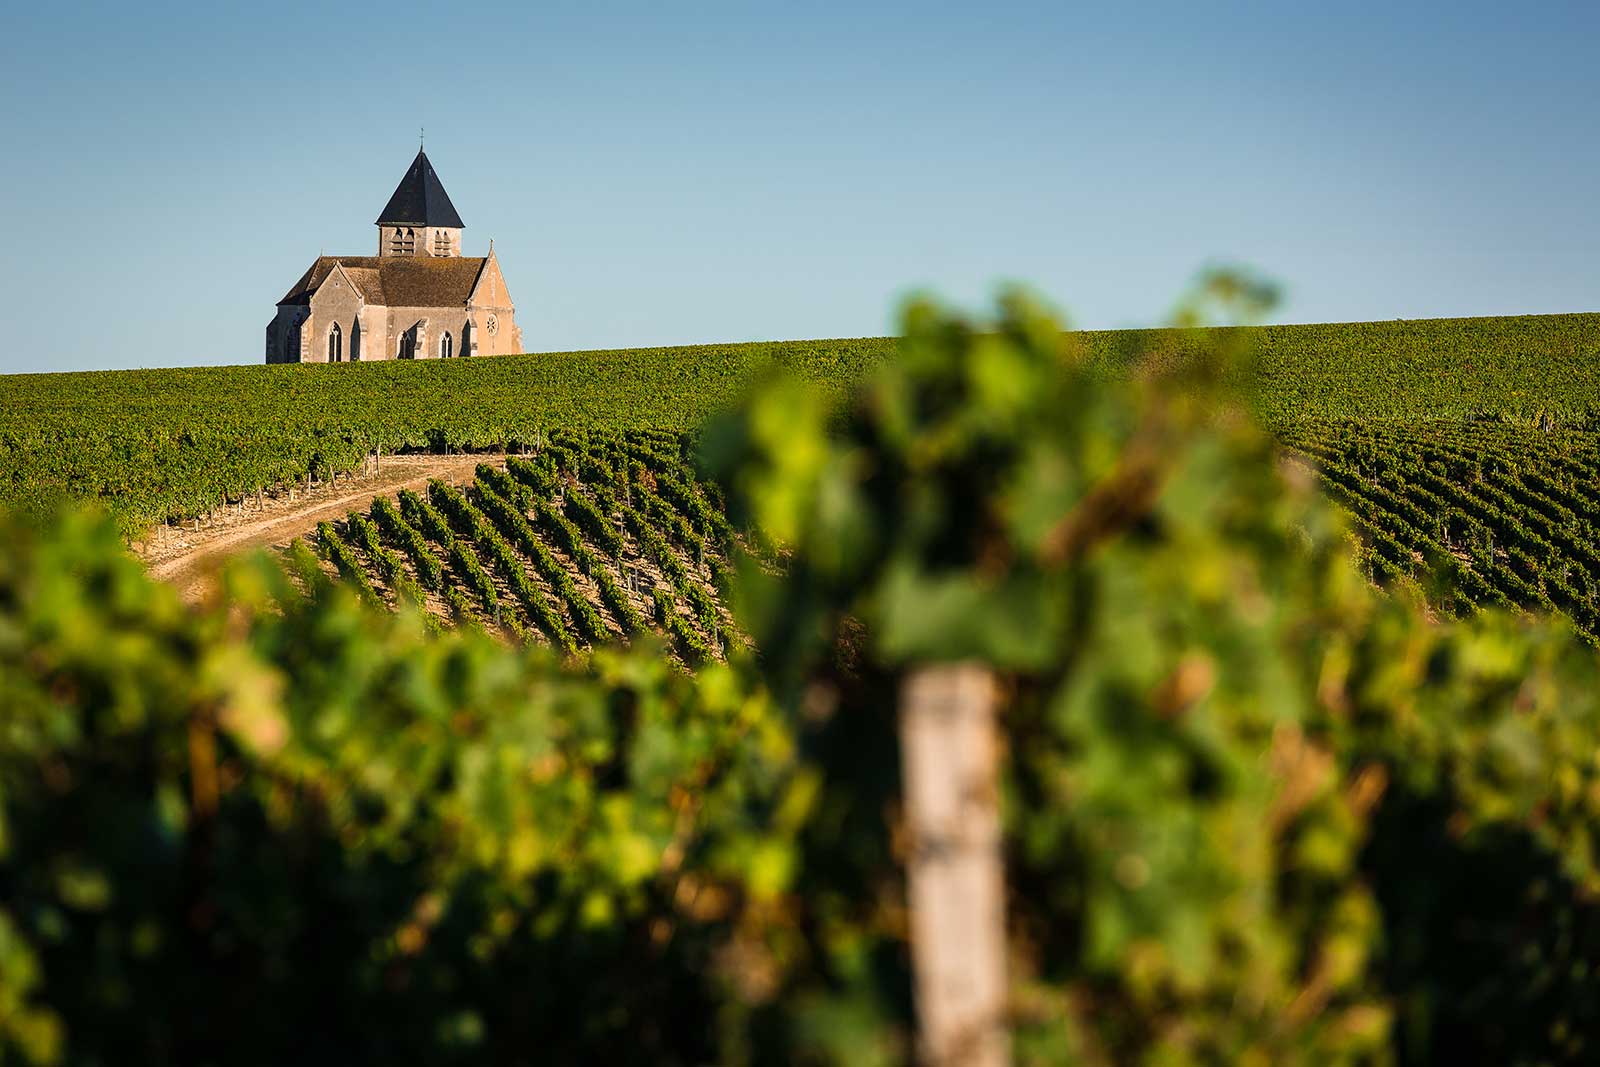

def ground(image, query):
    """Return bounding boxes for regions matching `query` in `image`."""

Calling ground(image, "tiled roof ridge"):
[278,254,488,308]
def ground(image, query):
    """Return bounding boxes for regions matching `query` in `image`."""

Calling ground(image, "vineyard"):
[1247,312,1600,425]
[4,312,1596,540]
[9,292,1600,1064]
[289,430,743,663]
[0,337,892,536]
[1081,311,1600,425]
[1278,420,1600,639]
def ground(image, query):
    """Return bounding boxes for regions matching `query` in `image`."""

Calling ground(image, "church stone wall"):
[467,255,523,356]
[266,306,307,364]
[465,305,522,356]
[305,272,366,363]
[270,257,523,363]
[268,297,520,362]
[384,307,475,360]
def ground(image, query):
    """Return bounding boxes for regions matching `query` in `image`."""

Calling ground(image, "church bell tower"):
[375,148,465,258]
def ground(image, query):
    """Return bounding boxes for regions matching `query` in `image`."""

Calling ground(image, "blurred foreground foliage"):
[6,286,1600,1065]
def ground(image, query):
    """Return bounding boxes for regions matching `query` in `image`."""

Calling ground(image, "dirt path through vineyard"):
[140,454,497,600]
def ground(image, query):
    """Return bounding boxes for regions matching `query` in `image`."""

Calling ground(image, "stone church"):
[267,149,522,363]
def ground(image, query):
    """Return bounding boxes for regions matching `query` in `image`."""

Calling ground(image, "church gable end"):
[466,250,522,355]
[468,252,511,311]
[304,263,366,363]
[311,262,366,308]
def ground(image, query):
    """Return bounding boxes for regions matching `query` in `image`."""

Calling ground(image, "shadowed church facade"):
[267,150,522,363]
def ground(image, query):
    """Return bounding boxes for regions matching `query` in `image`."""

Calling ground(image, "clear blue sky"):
[2,1,1596,373]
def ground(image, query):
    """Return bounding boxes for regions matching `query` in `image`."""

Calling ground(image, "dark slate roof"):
[375,150,466,228]
[278,256,488,308]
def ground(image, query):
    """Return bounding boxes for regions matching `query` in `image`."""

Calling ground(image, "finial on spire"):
[420,126,424,151]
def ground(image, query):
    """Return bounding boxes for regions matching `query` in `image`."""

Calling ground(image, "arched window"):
[350,319,361,362]
[328,322,342,363]
[440,331,453,359]
[389,227,416,255]
[399,331,415,360]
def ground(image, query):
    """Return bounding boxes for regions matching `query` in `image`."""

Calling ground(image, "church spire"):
[376,147,464,258]
[375,148,465,229]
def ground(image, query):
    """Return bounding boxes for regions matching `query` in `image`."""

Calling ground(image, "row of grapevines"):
[344,511,425,607]
[1286,418,1600,641]
[429,479,572,651]
[315,521,381,607]
[281,433,740,660]
[570,436,728,651]
[369,495,444,590]
[651,586,712,666]
[470,473,611,645]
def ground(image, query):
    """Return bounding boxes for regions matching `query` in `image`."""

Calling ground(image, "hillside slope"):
[1076,312,1600,425]
[5,313,1596,535]
[9,310,1600,640]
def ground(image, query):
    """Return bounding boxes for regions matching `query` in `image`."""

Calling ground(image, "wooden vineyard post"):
[899,663,1010,1067]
